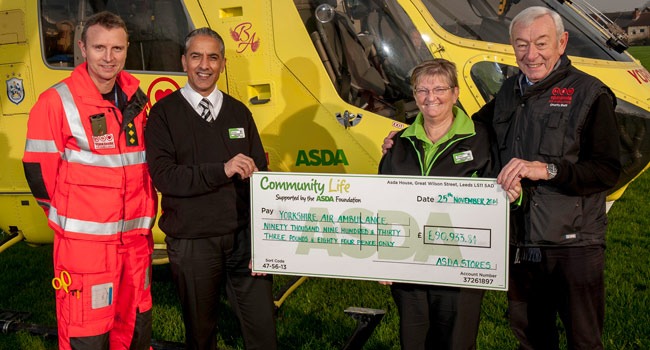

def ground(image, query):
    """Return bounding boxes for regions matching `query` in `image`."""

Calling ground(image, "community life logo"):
[548,86,574,108]
[259,176,359,203]
[6,77,25,105]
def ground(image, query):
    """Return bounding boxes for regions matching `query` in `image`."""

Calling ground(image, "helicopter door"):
[294,0,433,122]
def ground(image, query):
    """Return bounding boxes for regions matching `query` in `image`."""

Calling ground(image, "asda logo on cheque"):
[296,149,349,166]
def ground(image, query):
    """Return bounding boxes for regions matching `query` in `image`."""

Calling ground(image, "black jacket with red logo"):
[474,55,621,247]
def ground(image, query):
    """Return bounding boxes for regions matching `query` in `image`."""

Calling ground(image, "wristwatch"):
[546,163,558,180]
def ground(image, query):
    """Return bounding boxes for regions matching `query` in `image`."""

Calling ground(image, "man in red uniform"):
[22,11,157,350]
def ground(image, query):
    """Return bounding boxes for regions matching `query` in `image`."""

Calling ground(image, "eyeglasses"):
[414,87,453,97]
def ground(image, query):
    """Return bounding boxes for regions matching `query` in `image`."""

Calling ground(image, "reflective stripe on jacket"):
[23,63,157,241]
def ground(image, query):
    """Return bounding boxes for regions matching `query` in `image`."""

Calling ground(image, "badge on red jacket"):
[90,113,116,149]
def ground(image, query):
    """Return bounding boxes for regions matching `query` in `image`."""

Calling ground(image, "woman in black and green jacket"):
[379,59,520,350]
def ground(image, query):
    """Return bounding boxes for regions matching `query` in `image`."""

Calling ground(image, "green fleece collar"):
[401,106,475,145]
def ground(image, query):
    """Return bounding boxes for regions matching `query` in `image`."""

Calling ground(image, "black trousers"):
[166,234,277,350]
[391,283,484,350]
[508,245,605,350]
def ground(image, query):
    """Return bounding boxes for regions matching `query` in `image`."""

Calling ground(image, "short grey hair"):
[509,6,565,42]
[183,27,225,56]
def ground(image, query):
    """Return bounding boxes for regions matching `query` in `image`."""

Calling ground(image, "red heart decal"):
[155,89,173,102]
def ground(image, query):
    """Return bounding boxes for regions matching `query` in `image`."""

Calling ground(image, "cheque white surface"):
[251,172,510,291]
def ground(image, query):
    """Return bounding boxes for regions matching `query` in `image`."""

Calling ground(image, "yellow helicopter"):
[1,0,648,261]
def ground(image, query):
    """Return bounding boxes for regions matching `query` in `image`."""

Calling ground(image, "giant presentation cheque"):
[251,172,510,291]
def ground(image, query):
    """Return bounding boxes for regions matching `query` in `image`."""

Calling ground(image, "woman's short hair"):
[410,59,458,90]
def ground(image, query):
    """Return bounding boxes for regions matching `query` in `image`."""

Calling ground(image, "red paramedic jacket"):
[22,63,157,242]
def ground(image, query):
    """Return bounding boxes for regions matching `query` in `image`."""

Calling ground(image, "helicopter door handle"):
[249,96,270,105]
[249,84,271,105]
[336,110,363,129]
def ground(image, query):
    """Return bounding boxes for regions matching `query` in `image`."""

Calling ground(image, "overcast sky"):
[588,0,649,12]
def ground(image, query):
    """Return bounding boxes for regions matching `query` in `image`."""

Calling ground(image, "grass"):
[2,50,650,350]
[0,173,650,350]
[1,172,648,350]
[628,46,650,64]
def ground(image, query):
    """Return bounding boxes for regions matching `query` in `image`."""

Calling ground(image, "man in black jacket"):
[145,27,277,350]
[471,7,620,350]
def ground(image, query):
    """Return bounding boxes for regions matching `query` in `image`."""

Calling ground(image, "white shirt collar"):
[180,84,223,113]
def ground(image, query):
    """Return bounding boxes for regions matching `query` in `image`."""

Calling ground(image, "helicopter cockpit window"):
[295,0,433,122]
[470,61,519,102]
[421,0,632,62]
[40,0,192,72]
